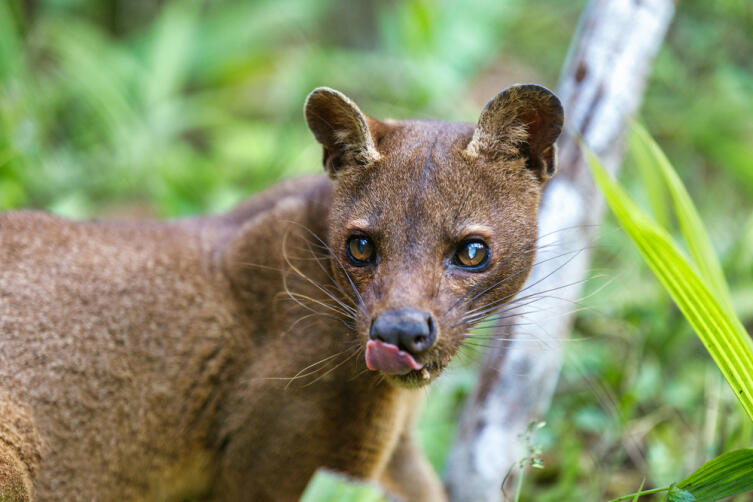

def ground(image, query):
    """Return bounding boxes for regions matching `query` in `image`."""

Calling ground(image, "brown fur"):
[0,85,562,501]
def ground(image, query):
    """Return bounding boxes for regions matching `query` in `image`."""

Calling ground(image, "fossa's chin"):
[383,361,443,389]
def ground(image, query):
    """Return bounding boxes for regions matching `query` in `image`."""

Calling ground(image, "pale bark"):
[445,1,676,500]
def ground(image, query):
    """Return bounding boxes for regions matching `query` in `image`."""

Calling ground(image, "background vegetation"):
[1,0,752,500]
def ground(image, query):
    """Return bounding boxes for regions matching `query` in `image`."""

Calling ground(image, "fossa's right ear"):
[305,87,381,178]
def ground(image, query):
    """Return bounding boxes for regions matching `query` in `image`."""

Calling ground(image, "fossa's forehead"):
[361,146,523,209]
[332,119,539,236]
[338,174,525,249]
[378,120,475,160]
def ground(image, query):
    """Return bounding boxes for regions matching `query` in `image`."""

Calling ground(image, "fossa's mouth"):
[364,339,441,388]
[365,339,423,375]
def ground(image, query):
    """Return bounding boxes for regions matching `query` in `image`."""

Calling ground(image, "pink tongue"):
[365,339,423,375]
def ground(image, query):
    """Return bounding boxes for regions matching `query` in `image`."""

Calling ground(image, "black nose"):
[369,308,436,355]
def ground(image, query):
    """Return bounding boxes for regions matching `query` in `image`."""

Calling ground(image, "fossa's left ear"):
[305,87,382,178]
[466,84,563,181]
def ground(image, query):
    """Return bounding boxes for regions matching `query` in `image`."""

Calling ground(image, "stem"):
[513,465,525,502]
[607,486,669,502]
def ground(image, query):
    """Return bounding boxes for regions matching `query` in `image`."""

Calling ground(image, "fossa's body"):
[0,85,563,501]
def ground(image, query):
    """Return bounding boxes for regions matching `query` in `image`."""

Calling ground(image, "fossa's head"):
[305,85,563,388]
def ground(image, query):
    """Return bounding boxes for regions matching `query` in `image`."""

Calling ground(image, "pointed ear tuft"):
[466,84,563,181]
[304,87,380,178]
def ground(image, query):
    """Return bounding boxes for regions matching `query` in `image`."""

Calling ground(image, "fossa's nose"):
[369,308,436,355]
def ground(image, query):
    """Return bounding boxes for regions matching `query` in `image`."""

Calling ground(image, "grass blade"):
[629,126,669,230]
[663,449,753,501]
[630,122,732,310]
[632,479,646,502]
[587,149,753,422]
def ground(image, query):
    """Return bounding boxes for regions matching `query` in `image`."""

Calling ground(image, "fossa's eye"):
[454,240,490,270]
[346,235,376,266]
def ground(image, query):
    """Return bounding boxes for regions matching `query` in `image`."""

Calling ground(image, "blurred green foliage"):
[1,0,752,500]
[0,0,530,218]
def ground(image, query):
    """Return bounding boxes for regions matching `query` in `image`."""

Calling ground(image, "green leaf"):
[665,484,695,502]
[587,149,753,423]
[299,470,388,502]
[663,449,753,502]
[630,122,733,311]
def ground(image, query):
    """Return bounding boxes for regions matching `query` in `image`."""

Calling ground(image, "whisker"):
[285,350,351,389]
[446,242,551,313]
[444,224,599,314]
[461,276,593,326]
[276,296,355,329]
[282,312,326,335]
[299,239,360,311]
[237,261,286,273]
[261,350,349,385]
[284,221,365,308]
[303,349,360,387]
[464,270,611,328]
[446,246,588,327]
[283,291,355,319]
[460,247,590,322]
[462,331,589,342]
[281,269,356,316]
[476,246,585,304]
[465,308,556,326]
[279,230,360,327]
[348,366,372,381]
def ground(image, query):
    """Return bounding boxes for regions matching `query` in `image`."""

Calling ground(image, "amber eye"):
[346,235,376,266]
[454,240,490,270]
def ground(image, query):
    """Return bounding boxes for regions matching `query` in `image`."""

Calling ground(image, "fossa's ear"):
[465,84,563,181]
[305,87,381,178]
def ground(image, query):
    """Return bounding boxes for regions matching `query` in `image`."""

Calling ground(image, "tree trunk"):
[444,1,676,500]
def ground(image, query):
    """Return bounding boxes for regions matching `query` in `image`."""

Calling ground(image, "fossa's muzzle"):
[365,308,435,375]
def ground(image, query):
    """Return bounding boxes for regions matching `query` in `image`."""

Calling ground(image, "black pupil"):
[349,237,372,263]
[355,239,368,256]
[461,242,486,267]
